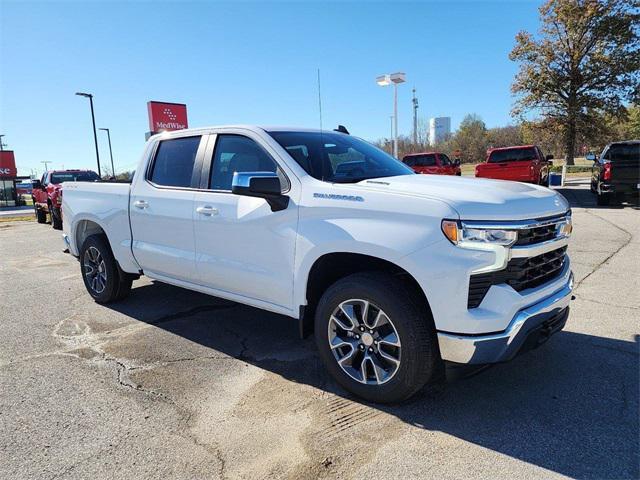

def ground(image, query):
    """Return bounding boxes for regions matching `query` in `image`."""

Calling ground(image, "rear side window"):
[403,156,416,167]
[415,154,437,166]
[149,136,201,188]
[488,147,537,163]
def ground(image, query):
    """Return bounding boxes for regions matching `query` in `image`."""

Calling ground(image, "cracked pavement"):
[1,184,638,479]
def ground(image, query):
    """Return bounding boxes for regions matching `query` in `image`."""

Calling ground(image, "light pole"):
[0,134,5,151]
[75,92,102,177]
[376,72,406,158]
[99,128,115,177]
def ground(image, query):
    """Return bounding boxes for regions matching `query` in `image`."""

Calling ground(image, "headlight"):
[441,220,517,246]
[557,216,572,238]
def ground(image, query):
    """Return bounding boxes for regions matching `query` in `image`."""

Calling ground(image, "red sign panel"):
[147,101,188,133]
[0,151,17,177]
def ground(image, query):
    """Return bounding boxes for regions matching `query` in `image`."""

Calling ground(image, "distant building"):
[429,117,451,146]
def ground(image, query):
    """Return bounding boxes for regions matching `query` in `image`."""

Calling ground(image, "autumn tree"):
[510,0,640,164]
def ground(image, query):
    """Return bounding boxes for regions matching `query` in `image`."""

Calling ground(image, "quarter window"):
[149,136,201,188]
[210,135,279,191]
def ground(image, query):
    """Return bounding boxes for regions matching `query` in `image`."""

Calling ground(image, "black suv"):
[589,140,640,206]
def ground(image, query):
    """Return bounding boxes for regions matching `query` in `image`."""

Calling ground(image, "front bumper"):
[437,272,573,364]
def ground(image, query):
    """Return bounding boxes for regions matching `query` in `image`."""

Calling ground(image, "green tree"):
[510,0,640,164]
[451,114,488,162]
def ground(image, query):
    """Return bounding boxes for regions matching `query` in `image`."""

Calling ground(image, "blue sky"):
[0,1,541,176]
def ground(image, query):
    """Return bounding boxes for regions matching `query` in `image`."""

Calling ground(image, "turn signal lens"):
[441,220,459,244]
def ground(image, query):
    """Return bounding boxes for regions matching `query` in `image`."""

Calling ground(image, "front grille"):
[514,223,557,246]
[468,247,567,308]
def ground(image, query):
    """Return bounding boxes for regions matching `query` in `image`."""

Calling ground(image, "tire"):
[79,234,133,303]
[35,205,47,224]
[314,272,440,403]
[50,206,62,230]
[596,191,611,206]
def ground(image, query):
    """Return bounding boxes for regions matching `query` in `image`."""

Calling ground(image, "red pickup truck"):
[475,145,552,185]
[402,152,461,176]
[32,169,99,229]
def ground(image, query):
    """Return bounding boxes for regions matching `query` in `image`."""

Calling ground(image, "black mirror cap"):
[545,154,554,161]
[231,172,289,212]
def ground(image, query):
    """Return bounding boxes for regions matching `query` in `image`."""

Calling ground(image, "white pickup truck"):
[63,125,574,403]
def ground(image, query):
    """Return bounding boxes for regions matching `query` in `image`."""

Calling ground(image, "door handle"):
[134,200,149,209]
[196,205,219,216]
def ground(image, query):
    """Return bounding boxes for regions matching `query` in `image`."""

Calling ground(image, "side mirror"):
[585,152,597,162]
[231,172,288,212]
[32,179,43,190]
[545,154,554,161]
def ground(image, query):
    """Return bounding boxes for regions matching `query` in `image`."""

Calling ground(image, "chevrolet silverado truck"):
[62,126,574,403]
[33,169,100,229]
[588,140,640,206]
[475,145,552,185]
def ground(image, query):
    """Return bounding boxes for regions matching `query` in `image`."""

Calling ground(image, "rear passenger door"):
[129,135,207,282]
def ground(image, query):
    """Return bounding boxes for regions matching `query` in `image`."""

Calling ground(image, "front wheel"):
[50,206,62,230]
[80,234,133,303]
[35,205,47,224]
[314,272,440,403]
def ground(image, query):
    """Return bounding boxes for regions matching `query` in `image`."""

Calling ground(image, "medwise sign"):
[0,151,17,177]
[147,101,188,133]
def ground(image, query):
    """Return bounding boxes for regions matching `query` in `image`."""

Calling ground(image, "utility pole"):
[75,92,102,177]
[0,134,6,151]
[412,87,419,145]
[41,160,51,171]
[99,128,115,177]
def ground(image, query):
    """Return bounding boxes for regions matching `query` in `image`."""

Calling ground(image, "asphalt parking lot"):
[1,183,638,480]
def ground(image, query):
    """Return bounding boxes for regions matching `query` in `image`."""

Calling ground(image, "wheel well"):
[75,220,107,253]
[300,252,431,338]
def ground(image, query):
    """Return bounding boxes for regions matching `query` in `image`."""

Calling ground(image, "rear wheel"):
[596,191,611,206]
[80,234,133,303]
[314,272,440,403]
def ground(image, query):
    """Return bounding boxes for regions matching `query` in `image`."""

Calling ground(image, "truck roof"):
[487,145,536,153]
[147,125,349,140]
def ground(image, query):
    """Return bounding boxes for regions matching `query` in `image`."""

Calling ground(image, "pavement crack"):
[574,209,633,290]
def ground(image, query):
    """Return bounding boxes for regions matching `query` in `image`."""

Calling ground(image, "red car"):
[402,152,461,176]
[32,169,99,229]
[475,145,552,185]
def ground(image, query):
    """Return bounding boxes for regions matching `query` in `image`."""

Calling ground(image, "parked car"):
[589,140,640,206]
[402,152,461,176]
[475,145,552,185]
[32,169,100,229]
[62,126,573,403]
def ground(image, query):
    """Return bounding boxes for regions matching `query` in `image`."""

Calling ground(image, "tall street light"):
[376,72,406,158]
[99,128,115,178]
[75,92,101,177]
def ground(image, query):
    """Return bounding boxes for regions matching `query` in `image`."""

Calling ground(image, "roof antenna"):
[317,68,323,132]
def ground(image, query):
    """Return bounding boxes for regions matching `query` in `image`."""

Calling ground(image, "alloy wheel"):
[328,299,401,385]
[83,246,107,294]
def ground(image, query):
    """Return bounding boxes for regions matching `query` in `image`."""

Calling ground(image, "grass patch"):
[0,215,35,223]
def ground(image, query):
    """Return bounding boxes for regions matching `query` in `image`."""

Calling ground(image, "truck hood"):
[357,174,569,220]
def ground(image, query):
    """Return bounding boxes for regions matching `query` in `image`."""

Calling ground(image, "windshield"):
[50,171,100,184]
[268,131,414,183]
[488,147,537,163]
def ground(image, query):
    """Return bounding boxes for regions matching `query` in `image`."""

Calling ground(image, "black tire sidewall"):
[79,235,120,303]
[314,272,438,403]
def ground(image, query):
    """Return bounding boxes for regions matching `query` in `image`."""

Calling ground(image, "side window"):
[403,157,416,167]
[418,154,437,167]
[439,154,452,166]
[149,136,201,188]
[210,135,278,191]
[42,173,48,186]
